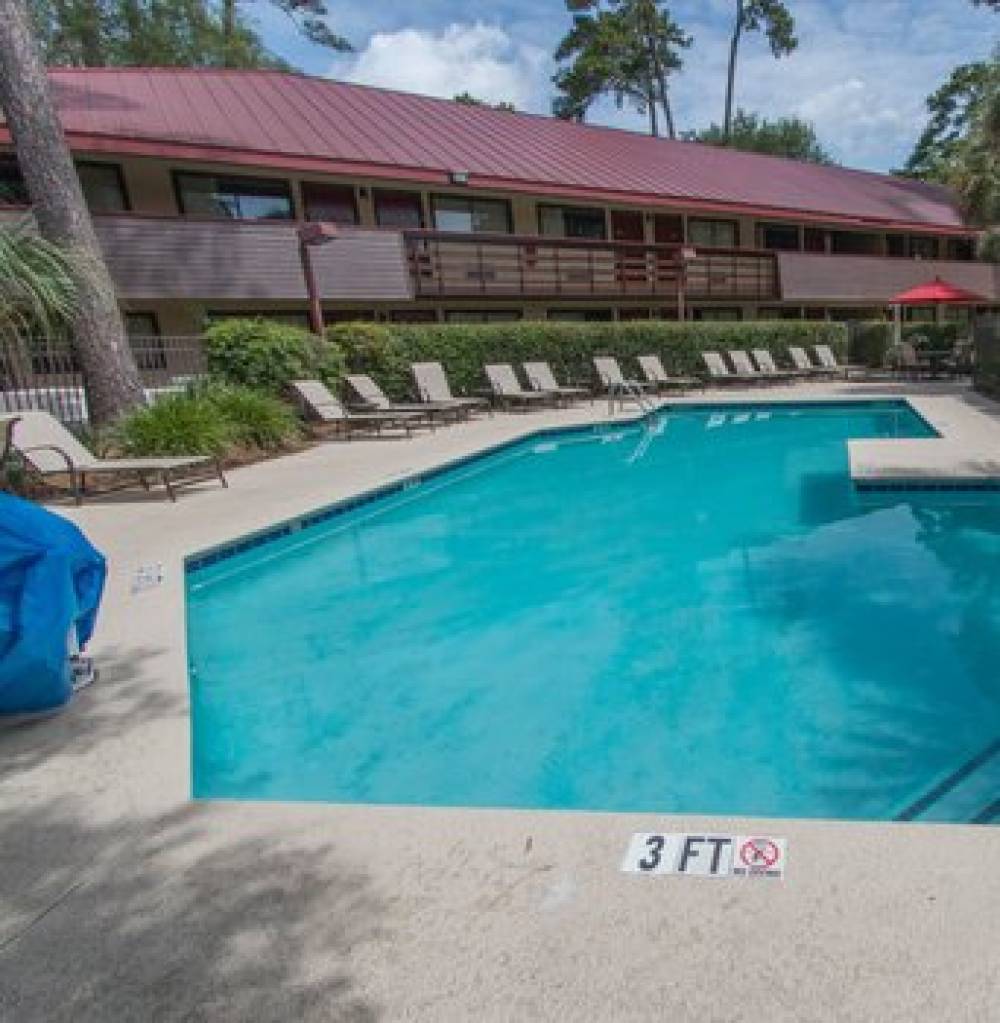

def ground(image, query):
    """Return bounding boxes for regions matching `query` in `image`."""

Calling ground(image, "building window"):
[444,309,521,323]
[618,308,651,321]
[653,214,683,244]
[323,308,376,323]
[693,307,741,321]
[758,223,800,251]
[909,235,938,259]
[610,210,644,242]
[124,312,166,370]
[758,307,801,320]
[803,228,826,253]
[0,157,130,212]
[538,205,607,240]
[301,182,358,225]
[688,218,738,248]
[432,195,511,234]
[0,156,28,205]
[374,190,424,229]
[77,162,129,213]
[547,308,613,321]
[946,237,974,261]
[175,172,294,220]
[205,310,311,327]
[389,309,438,323]
[886,234,906,257]
[830,231,879,255]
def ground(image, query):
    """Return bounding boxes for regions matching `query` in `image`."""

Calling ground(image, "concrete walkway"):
[1,382,999,1022]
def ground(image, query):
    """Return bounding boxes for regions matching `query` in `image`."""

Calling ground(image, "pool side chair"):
[522,361,591,405]
[727,350,771,385]
[701,351,750,386]
[2,410,226,504]
[411,362,490,418]
[787,346,838,378]
[291,380,421,438]
[484,364,553,410]
[813,344,865,379]
[751,349,799,382]
[637,354,699,393]
[344,373,458,426]
[592,356,655,402]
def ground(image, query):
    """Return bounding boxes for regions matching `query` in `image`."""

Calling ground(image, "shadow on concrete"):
[0,798,381,1022]
[0,644,183,780]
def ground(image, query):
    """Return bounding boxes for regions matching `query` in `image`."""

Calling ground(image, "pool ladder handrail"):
[607,379,655,416]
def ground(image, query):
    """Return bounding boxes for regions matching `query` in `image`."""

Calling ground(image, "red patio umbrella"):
[889,276,988,306]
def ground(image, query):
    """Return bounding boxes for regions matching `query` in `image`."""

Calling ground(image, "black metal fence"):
[0,335,206,426]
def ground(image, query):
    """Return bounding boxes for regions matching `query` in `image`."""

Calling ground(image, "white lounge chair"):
[344,373,458,424]
[727,350,770,385]
[2,410,225,503]
[484,364,553,409]
[411,362,489,417]
[750,349,798,381]
[814,344,864,379]
[637,354,699,393]
[592,356,654,401]
[787,346,838,378]
[701,351,753,385]
[291,379,421,438]
[522,361,590,403]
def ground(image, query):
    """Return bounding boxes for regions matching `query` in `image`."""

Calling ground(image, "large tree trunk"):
[0,0,144,425]
[724,0,744,141]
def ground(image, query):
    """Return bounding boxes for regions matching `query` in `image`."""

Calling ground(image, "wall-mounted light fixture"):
[449,170,471,185]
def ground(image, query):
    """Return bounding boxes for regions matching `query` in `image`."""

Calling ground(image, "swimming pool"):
[187,400,1000,823]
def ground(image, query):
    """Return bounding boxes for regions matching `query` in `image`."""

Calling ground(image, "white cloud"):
[333,22,551,111]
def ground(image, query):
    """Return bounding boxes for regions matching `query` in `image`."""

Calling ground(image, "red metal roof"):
[1,68,969,232]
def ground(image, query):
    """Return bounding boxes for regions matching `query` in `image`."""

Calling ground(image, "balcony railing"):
[403,230,779,303]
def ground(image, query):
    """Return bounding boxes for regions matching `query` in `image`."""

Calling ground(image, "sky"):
[251,0,999,173]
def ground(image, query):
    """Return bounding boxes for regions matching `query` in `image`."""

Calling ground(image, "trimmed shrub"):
[116,384,300,458]
[117,390,233,456]
[329,319,849,399]
[204,318,345,393]
[850,321,964,368]
[203,384,301,451]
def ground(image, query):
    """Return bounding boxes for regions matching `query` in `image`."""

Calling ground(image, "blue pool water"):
[187,401,1000,822]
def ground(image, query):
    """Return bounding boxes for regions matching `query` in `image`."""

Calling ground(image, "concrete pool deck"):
[1,380,999,1021]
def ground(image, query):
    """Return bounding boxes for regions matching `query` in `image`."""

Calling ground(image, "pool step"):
[896,738,1000,825]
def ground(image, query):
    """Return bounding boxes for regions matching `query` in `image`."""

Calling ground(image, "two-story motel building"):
[1,67,998,345]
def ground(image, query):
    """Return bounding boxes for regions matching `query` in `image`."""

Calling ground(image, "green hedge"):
[850,321,963,368]
[329,320,849,399]
[204,318,345,393]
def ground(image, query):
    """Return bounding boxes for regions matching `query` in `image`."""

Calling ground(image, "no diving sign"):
[621,833,786,880]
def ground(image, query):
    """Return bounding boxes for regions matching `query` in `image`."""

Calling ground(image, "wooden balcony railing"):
[403,230,779,303]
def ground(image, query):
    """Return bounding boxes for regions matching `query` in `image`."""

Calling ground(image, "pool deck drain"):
[1,380,998,1022]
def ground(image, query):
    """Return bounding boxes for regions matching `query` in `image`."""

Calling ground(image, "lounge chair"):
[727,350,771,385]
[484,364,553,410]
[344,373,460,424]
[788,346,838,378]
[701,351,754,385]
[637,354,699,393]
[750,349,799,382]
[291,379,421,438]
[522,361,590,404]
[2,410,226,503]
[593,356,655,401]
[813,344,864,379]
[411,362,489,417]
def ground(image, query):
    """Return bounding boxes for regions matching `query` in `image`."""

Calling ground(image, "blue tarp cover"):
[0,493,106,714]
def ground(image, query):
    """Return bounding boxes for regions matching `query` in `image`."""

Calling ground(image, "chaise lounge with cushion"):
[2,410,226,503]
